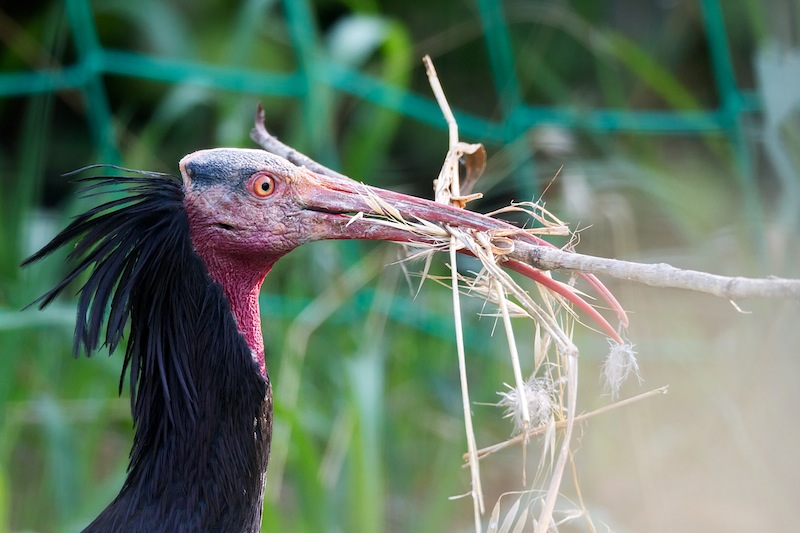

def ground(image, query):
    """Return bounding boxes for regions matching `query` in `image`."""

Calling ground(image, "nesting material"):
[249,58,649,533]
[357,56,641,533]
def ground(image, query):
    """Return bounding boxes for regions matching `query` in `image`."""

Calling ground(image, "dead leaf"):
[457,142,487,197]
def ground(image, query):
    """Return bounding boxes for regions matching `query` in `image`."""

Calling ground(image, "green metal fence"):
[1,0,768,235]
[0,1,757,155]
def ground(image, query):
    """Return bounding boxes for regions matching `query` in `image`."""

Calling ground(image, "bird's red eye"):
[250,172,275,198]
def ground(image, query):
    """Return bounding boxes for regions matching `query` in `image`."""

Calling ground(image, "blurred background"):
[2,0,800,531]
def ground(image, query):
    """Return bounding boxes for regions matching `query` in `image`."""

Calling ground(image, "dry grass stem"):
[422,54,590,531]
[494,279,530,433]
[535,348,577,532]
[425,54,486,530]
[471,386,670,461]
[354,81,629,529]
[450,240,486,526]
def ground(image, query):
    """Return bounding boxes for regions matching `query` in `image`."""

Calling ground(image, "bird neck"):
[197,253,273,379]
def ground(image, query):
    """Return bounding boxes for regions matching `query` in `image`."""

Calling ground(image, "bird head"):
[180,148,514,275]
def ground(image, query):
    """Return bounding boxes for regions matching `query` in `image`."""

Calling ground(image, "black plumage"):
[24,174,271,532]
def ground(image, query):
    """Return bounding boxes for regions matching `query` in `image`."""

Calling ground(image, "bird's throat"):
[195,250,271,379]
[224,272,268,379]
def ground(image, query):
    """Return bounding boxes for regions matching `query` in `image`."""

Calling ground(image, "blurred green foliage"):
[2,1,799,532]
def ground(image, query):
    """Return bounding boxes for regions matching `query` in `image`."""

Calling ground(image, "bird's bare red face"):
[181,149,309,266]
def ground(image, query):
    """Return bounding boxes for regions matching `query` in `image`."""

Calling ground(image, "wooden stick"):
[250,103,348,181]
[511,242,800,300]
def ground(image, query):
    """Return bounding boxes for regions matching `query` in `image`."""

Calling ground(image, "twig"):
[450,240,485,528]
[423,55,459,155]
[494,279,531,432]
[425,54,486,529]
[246,66,800,531]
[466,386,670,462]
[250,103,348,181]
[537,348,577,532]
[511,242,800,300]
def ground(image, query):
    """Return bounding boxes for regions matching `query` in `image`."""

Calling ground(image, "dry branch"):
[251,104,348,181]
[510,242,800,300]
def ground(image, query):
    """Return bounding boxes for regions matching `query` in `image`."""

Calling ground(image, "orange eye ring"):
[250,172,275,198]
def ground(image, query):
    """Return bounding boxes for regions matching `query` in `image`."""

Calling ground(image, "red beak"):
[291,164,628,343]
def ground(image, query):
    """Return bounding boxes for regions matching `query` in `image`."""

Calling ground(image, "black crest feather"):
[24,170,271,531]
[23,172,200,426]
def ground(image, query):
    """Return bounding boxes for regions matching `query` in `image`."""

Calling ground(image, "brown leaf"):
[456,142,486,197]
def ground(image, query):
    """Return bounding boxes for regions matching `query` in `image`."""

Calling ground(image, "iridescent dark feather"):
[24,174,271,532]
[24,175,198,426]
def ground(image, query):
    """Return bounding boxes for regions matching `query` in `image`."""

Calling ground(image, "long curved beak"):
[291,166,628,342]
[178,146,626,341]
